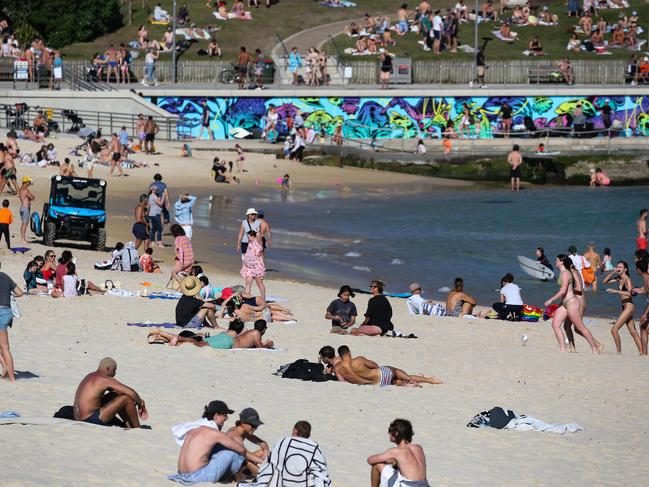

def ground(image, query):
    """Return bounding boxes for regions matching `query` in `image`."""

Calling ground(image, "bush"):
[11,0,123,48]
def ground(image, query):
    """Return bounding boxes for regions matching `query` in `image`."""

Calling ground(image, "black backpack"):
[280,359,336,382]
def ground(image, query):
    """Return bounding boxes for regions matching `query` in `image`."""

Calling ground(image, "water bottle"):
[47,281,53,294]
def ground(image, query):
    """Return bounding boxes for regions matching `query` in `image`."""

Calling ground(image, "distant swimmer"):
[636,209,647,251]
[536,247,553,271]
[507,144,522,192]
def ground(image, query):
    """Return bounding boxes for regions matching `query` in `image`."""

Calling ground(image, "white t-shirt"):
[433,15,443,32]
[63,275,78,297]
[500,283,523,305]
[407,294,426,315]
[569,254,588,272]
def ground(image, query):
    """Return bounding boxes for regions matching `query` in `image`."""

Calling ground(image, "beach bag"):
[10,295,21,318]
[581,257,595,286]
[95,258,114,270]
[521,304,542,322]
[543,304,559,320]
[280,360,336,382]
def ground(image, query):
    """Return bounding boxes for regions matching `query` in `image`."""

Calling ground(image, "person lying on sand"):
[219,293,295,323]
[367,419,430,487]
[320,345,442,387]
[73,357,148,428]
[148,319,274,350]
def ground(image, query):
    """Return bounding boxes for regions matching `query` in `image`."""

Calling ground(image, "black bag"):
[280,359,336,382]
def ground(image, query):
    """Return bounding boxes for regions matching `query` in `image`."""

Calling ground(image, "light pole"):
[171,0,177,83]
[473,0,479,84]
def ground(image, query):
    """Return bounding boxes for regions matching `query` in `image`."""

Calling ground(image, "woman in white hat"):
[236,208,262,256]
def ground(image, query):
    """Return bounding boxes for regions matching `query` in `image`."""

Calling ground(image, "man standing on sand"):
[633,259,649,355]
[174,193,197,239]
[584,243,601,291]
[109,133,124,177]
[257,209,272,255]
[73,357,148,428]
[327,345,442,387]
[367,419,429,487]
[132,194,150,251]
[18,176,35,245]
[636,209,648,251]
[144,116,159,154]
[197,99,214,140]
[507,144,522,191]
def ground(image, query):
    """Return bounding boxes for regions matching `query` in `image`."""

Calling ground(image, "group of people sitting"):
[568,9,642,53]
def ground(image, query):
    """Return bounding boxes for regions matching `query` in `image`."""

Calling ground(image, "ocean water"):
[195,185,649,317]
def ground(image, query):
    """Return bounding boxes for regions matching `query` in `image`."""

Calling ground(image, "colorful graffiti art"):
[153,95,649,140]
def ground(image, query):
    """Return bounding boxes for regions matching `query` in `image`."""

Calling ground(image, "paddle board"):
[351,288,411,299]
[517,255,555,281]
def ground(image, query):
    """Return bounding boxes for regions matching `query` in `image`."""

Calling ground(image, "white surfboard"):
[517,255,555,281]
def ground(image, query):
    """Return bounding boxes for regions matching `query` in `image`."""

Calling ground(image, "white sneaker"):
[631,80,637,85]
[423,46,431,51]
[417,40,425,45]
[481,84,488,88]
[141,80,148,86]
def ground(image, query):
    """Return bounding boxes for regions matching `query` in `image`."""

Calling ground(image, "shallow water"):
[194,185,648,317]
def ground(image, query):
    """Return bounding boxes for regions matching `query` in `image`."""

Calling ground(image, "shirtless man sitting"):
[73,357,148,428]
[224,407,270,478]
[367,419,429,487]
[325,345,442,387]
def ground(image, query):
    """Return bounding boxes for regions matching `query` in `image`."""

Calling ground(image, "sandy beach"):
[1,136,648,486]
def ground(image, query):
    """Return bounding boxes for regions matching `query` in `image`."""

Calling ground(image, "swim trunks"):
[132,222,149,240]
[20,206,30,224]
[84,409,105,426]
[183,313,204,329]
[637,237,647,251]
[379,366,394,387]
[510,167,521,178]
[242,297,256,306]
[205,332,234,349]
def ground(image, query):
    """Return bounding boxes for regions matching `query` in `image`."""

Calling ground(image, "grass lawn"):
[326,0,649,61]
[60,0,400,60]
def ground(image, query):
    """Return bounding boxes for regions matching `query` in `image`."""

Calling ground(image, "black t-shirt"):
[0,272,17,307]
[326,298,357,327]
[364,295,393,334]
[601,105,612,116]
[500,105,512,119]
[176,295,204,326]
[476,52,485,67]
[381,56,393,73]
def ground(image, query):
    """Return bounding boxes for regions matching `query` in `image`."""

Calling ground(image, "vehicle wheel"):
[93,228,107,251]
[43,221,56,247]
[219,69,235,84]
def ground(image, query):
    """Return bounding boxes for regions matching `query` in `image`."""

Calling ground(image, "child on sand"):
[442,137,452,155]
[140,247,161,273]
[0,199,13,249]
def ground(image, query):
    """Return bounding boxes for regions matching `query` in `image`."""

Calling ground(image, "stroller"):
[4,103,29,130]
[63,109,85,134]
[69,127,101,157]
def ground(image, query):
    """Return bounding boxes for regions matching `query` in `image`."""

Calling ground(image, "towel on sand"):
[213,11,253,20]
[467,406,583,434]
[128,322,178,328]
[238,436,331,487]
[320,0,356,6]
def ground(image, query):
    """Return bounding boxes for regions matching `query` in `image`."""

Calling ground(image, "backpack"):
[581,257,596,286]
[278,359,336,382]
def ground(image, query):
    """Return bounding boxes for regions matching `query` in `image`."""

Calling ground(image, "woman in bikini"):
[446,277,477,317]
[603,261,643,354]
[544,255,602,353]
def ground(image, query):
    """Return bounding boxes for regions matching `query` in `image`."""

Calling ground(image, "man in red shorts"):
[636,209,648,250]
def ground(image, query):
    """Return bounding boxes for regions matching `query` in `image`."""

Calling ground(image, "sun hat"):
[22,176,33,185]
[239,407,263,427]
[179,276,202,296]
[220,287,234,301]
[246,208,257,215]
[409,282,422,292]
[337,285,355,298]
[204,400,234,418]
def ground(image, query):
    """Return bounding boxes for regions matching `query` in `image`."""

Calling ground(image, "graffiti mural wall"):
[154,95,649,140]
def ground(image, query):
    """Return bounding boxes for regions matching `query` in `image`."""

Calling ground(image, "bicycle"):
[219,63,253,85]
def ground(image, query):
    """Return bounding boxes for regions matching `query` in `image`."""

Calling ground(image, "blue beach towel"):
[10,247,30,254]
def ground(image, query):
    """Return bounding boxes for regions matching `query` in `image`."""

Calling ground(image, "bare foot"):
[169,336,179,346]
[595,343,605,354]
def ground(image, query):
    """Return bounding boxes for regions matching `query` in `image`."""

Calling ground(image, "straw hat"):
[179,276,202,296]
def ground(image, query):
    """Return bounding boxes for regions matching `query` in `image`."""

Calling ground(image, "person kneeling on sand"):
[148,319,275,350]
[321,345,442,387]
[73,357,148,428]
[367,419,429,487]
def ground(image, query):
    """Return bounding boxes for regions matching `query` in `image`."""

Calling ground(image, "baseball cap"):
[246,208,257,215]
[568,245,577,253]
[239,407,263,427]
[220,287,234,301]
[204,400,234,418]
[22,176,33,185]
[409,282,421,292]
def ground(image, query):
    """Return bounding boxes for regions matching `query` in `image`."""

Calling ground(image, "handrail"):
[328,34,348,80]
[275,34,291,71]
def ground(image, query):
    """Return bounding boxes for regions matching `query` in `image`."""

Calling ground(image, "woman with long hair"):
[603,260,643,354]
[446,277,477,317]
[544,255,602,353]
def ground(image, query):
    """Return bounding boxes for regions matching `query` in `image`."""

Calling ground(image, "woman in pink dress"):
[240,230,266,301]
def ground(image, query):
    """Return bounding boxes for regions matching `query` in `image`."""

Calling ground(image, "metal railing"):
[1,103,183,141]
[328,35,349,84]
[276,34,291,72]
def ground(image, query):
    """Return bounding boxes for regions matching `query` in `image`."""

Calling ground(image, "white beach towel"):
[239,436,331,487]
[505,416,584,434]
[379,465,429,487]
[171,418,218,446]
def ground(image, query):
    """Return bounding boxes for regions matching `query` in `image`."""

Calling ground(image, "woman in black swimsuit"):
[603,261,643,354]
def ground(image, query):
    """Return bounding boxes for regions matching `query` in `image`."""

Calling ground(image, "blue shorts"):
[168,448,244,484]
[398,20,408,32]
[183,313,204,329]
[0,306,13,331]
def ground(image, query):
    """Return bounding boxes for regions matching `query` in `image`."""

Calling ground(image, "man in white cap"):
[236,208,261,256]
[175,276,217,328]
[19,176,35,245]
[406,283,438,315]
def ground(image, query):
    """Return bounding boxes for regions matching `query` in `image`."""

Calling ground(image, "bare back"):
[178,427,230,473]
[73,371,110,420]
[335,356,379,385]
[637,218,647,238]
[392,443,427,481]
[508,150,522,168]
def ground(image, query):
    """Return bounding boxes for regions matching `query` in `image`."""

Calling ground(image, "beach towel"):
[106,289,138,298]
[224,348,285,352]
[10,247,30,254]
[467,407,583,434]
[12,370,40,380]
[378,465,429,487]
[213,11,253,20]
[384,330,418,339]
[344,47,386,56]
[239,436,331,487]
[0,417,123,428]
[320,0,356,6]
[172,418,219,446]
[175,28,211,40]
[0,411,21,418]
[492,31,518,42]
[127,322,179,328]
[146,291,182,300]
